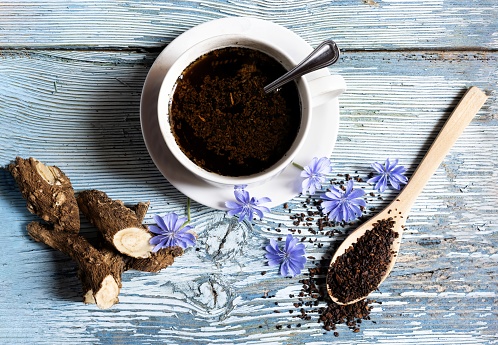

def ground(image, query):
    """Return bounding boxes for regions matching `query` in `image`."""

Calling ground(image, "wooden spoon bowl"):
[326,86,488,305]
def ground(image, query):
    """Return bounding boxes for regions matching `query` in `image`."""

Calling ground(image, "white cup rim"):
[157,34,313,187]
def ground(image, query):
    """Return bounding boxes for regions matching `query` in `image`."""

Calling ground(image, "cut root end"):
[114,227,153,259]
[94,275,120,309]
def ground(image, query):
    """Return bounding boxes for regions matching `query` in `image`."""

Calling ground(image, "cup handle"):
[308,75,346,107]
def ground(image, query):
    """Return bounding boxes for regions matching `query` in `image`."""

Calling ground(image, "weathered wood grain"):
[0,47,496,344]
[0,0,497,50]
[0,1,497,343]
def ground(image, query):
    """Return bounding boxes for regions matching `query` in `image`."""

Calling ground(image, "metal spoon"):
[264,40,340,93]
[326,86,488,306]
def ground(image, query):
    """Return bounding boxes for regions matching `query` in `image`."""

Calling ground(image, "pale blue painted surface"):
[0,1,497,344]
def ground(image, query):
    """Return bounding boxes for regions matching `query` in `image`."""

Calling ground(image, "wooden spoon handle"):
[399,86,488,210]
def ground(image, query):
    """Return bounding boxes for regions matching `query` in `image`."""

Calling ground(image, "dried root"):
[8,157,79,233]
[77,190,153,258]
[27,222,123,309]
[129,247,184,273]
[130,201,151,223]
[78,191,183,272]
[7,157,186,309]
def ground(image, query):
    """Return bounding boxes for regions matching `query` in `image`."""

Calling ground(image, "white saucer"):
[140,17,340,210]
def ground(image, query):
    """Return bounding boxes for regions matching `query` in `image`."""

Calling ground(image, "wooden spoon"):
[326,86,488,305]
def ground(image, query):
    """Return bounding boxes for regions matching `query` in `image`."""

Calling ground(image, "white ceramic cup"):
[157,34,346,188]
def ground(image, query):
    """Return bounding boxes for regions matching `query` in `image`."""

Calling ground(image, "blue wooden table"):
[1,1,497,344]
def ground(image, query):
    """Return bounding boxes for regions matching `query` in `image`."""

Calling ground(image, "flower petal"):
[301,169,311,178]
[175,233,196,249]
[153,214,167,231]
[255,196,272,205]
[348,188,365,199]
[367,174,382,184]
[392,165,407,175]
[225,200,241,209]
[287,242,306,256]
[284,234,297,252]
[386,158,398,171]
[287,258,305,277]
[316,157,332,174]
[162,213,179,232]
[280,261,290,276]
[375,176,388,193]
[302,178,313,194]
[268,238,279,250]
[291,254,307,266]
[234,189,249,204]
[371,161,385,173]
[326,187,343,199]
[178,224,194,233]
[152,242,164,253]
[149,235,165,245]
[226,206,243,217]
[148,225,164,235]
[349,197,367,207]
[252,207,265,220]
[245,207,254,221]
[285,262,298,277]
[320,200,334,216]
[344,179,354,194]
[328,207,342,222]
[265,242,281,256]
[173,216,188,232]
[266,253,283,267]
[390,178,401,190]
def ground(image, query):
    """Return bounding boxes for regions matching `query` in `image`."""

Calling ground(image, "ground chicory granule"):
[271,186,383,334]
[298,264,380,334]
[170,46,301,177]
[326,218,399,304]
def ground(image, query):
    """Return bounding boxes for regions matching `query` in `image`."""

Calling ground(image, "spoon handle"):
[398,87,487,210]
[264,40,340,93]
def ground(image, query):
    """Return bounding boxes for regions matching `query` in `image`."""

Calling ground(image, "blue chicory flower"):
[321,179,366,223]
[149,213,196,252]
[368,158,408,193]
[300,157,332,195]
[225,189,271,222]
[265,234,307,277]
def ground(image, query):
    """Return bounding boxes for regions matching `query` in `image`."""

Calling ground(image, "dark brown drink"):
[169,46,301,177]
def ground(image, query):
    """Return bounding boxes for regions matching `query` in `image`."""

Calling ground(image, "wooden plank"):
[0,0,497,50]
[0,50,496,343]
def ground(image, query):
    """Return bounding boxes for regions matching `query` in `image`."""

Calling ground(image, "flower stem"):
[292,162,304,170]
[181,197,191,228]
[187,197,191,223]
